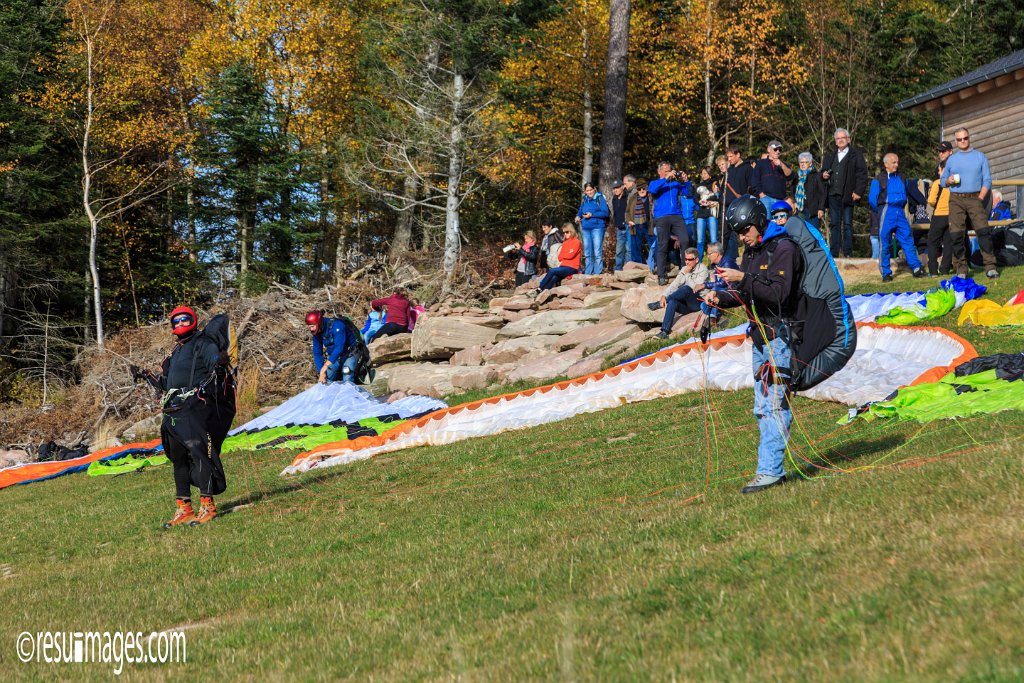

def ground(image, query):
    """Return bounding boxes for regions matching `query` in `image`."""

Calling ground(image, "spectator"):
[626,179,653,266]
[537,223,582,291]
[721,146,753,260]
[795,152,826,229]
[694,167,719,259]
[940,127,998,278]
[539,220,563,273]
[935,140,954,177]
[511,230,539,287]
[701,242,738,325]
[869,153,926,282]
[751,140,793,213]
[611,180,630,271]
[367,288,415,343]
[575,182,610,275]
[623,174,636,193]
[821,128,868,258]
[648,161,690,285]
[926,155,956,276]
[654,247,709,339]
[990,194,1012,221]
[678,169,698,252]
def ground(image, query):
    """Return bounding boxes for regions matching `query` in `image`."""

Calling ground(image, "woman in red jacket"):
[537,223,582,291]
[367,288,413,342]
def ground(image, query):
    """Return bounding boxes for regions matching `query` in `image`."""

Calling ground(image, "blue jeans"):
[696,216,718,258]
[582,227,605,275]
[878,206,922,277]
[870,236,880,260]
[646,232,658,271]
[752,336,792,478]
[661,286,703,334]
[628,229,646,264]
[539,266,578,290]
[828,197,854,257]
[325,354,358,384]
[614,227,629,270]
[760,195,782,215]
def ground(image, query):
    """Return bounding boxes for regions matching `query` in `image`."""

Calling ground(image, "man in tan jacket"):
[654,247,709,339]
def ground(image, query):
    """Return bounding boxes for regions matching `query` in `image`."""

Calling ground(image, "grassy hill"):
[2,267,1023,681]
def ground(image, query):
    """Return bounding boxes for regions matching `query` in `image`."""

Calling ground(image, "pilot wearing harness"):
[132,306,234,527]
[707,197,802,493]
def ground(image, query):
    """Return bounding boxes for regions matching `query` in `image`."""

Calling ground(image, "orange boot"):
[164,499,195,529]
[190,496,216,526]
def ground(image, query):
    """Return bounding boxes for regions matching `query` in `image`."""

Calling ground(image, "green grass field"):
[2,267,1023,681]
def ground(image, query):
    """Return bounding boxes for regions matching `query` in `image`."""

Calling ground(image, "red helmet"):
[169,305,197,336]
[305,310,324,333]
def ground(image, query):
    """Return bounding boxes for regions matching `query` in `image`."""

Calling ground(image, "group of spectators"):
[513,124,1006,286]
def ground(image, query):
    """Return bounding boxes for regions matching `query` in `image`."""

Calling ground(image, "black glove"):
[129,365,145,383]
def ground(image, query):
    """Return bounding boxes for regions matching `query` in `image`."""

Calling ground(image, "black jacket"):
[720,231,800,327]
[611,192,628,229]
[800,171,827,217]
[821,146,868,206]
[751,158,791,200]
[722,163,754,208]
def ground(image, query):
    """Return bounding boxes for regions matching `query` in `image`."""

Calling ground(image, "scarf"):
[517,239,536,272]
[796,167,811,212]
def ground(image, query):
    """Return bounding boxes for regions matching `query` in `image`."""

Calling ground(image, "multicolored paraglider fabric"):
[843,352,1024,424]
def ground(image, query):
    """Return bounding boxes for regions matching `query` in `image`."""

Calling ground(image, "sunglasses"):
[684,257,697,262]
[772,213,789,220]
[956,136,970,142]
[562,231,572,235]
[171,314,191,326]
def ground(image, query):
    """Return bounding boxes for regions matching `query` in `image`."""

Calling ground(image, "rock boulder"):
[411,316,500,360]
[497,308,604,339]
[368,333,412,364]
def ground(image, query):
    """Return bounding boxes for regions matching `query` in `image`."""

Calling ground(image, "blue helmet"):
[770,200,792,216]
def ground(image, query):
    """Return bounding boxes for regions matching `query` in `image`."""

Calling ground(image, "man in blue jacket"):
[575,182,610,275]
[868,154,927,282]
[648,162,690,285]
[306,310,359,384]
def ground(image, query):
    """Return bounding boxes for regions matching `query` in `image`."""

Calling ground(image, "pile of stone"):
[367,262,702,398]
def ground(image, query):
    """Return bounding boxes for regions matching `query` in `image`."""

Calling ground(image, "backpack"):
[766,217,857,392]
[196,313,238,412]
[337,315,373,385]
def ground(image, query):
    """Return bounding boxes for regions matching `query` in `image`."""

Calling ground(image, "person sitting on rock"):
[367,288,414,343]
[653,247,709,339]
[536,223,582,292]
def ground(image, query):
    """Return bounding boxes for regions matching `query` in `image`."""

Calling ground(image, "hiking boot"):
[658,278,668,286]
[912,268,926,278]
[163,499,194,529]
[986,269,1000,279]
[881,274,894,283]
[741,473,787,494]
[655,331,669,340]
[190,496,216,526]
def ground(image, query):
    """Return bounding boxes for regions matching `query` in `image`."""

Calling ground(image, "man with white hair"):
[869,153,927,282]
[821,128,868,257]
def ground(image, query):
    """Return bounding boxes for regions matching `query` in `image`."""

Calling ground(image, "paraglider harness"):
[134,313,237,414]
[755,217,856,392]
[339,315,373,385]
[315,312,373,385]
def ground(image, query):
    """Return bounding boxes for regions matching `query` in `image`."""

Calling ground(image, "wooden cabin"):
[898,49,1024,212]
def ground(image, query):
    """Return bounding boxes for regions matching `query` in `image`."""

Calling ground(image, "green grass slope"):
[2,268,1023,681]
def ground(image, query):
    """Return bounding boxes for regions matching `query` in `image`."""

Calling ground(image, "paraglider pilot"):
[306,310,358,384]
[706,196,800,494]
[131,306,235,527]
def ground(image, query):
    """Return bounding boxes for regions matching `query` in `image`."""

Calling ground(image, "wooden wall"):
[938,79,1024,212]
